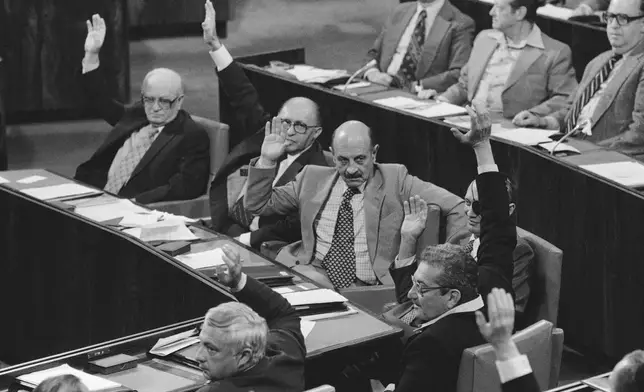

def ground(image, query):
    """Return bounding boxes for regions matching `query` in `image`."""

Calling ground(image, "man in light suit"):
[479,288,644,392]
[418,0,578,124]
[244,120,467,289]
[518,0,644,158]
[364,0,475,92]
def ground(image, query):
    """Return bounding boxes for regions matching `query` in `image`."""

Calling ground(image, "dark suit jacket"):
[208,60,328,249]
[74,68,209,204]
[502,372,540,392]
[382,172,516,391]
[367,1,475,92]
[197,276,306,392]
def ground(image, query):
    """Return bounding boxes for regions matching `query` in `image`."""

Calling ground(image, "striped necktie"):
[564,54,622,133]
[396,10,427,89]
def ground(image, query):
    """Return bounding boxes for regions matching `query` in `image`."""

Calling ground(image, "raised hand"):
[84,14,106,54]
[475,288,515,350]
[215,244,243,288]
[400,195,428,240]
[259,117,288,165]
[450,100,492,147]
[202,0,221,50]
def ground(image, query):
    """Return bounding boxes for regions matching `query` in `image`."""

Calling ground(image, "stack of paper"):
[17,364,122,391]
[282,289,348,306]
[175,248,226,269]
[538,141,580,154]
[373,96,467,118]
[580,161,644,187]
[494,128,559,146]
[123,221,199,242]
[150,329,200,357]
[21,183,101,201]
[537,4,574,19]
[286,65,349,83]
[76,200,149,223]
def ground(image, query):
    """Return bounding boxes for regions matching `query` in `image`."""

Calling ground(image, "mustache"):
[343,172,363,179]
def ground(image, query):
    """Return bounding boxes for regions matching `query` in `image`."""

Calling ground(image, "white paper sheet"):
[286,65,349,83]
[124,222,199,242]
[18,364,121,391]
[150,329,200,356]
[537,4,574,20]
[282,289,348,306]
[120,212,163,227]
[494,128,560,145]
[0,176,8,184]
[17,175,47,184]
[373,96,467,118]
[75,199,149,222]
[21,183,101,200]
[300,320,316,338]
[175,248,226,269]
[580,161,644,187]
[538,141,580,154]
[273,287,294,294]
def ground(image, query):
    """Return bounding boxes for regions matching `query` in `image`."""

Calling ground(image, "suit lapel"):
[416,6,452,79]
[503,46,542,92]
[382,5,417,71]
[468,36,499,101]
[364,167,385,264]
[309,173,340,240]
[94,117,147,158]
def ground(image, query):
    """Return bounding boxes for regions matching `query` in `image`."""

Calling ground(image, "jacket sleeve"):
[389,262,417,304]
[249,214,302,249]
[527,44,577,120]
[81,66,127,126]
[476,172,516,298]
[395,336,460,392]
[244,163,303,217]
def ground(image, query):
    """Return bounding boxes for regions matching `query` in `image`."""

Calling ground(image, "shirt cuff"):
[384,384,396,391]
[394,255,416,269]
[255,159,277,169]
[82,56,100,74]
[363,67,379,80]
[496,355,532,384]
[238,232,251,246]
[231,273,248,293]
[477,164,499,174]
[209,45,234,71]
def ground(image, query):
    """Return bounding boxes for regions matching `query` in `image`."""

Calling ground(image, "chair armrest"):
[549,328,564,388]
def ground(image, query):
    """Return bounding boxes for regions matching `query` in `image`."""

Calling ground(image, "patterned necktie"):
[230,196,254,229]
[322,187,360,289]
[105,125,159,194]
[463,239,475,255]
[400,306,421,326]
[396,10,427,89]
[564,53,622,133]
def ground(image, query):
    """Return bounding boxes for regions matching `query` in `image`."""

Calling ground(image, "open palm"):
[202,0,218,46]
[84,14,106,54]
[400,196,428,239]
[261,117,288,162]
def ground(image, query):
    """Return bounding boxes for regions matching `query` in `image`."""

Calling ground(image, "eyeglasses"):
[281,118,321,134]
[141,94,183,110]
[601,12,644,26]
[411,276,451,297]
[464,199,482,216]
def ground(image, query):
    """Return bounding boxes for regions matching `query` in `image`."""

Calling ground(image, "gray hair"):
[34,375,86,392]
[204,302,268,367]
[614,350,644,392]
[418,244,479,304]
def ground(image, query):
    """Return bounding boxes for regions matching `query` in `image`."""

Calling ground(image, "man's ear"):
[236,348,254,370]
[372,144,380,161]
[447,289,462,309]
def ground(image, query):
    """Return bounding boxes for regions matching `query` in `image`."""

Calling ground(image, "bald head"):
[278,97,322,154]
[331,121,378,187]
[141,68,184,126]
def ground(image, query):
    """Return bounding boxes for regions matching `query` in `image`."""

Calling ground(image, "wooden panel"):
[0,0,129,121]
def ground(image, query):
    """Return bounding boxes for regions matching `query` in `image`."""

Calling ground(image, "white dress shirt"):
[106,124,163,184]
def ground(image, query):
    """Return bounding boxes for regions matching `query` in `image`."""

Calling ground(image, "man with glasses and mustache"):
[518,0,644,157]
[201,0,329,249]
[75,15,209,203]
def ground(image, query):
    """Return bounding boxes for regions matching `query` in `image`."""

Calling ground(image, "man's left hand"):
[202,0,221,51]
[512,110,541,127]
[451,101,492,147]
[216,244,243,288]
[400,195,428,240]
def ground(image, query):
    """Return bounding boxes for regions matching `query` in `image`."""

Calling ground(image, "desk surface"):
[225,55,644,360]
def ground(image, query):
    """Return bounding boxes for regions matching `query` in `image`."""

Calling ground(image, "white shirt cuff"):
[209,45,234,71]
[363,67,379,80]
[231,273,248,293]
[238,232,251,246]
[82,57,100,74]
[384,384,395,391]
[477,164,499,174]
[394,255,416,269]
[495,354,532,384]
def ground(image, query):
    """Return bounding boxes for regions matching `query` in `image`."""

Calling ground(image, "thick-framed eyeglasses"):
[602,12,644,26]
[464,199,482,216]
[281,118,321,134]
[141,94,183,110]
[411,276,451,297]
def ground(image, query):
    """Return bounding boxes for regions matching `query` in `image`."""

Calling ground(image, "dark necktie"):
[230,196,254,229]
[564,53,622,133]
[396,10,427,90]
[322,187,360,289]
[463,238,475,255]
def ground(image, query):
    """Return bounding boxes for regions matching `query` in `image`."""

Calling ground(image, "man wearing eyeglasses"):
[202,0,329,249]
[518,0,644,157]
[74,15,210,204]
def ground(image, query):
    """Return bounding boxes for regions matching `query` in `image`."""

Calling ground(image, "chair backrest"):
[456,320,559,392]
[414,204,442,258]
[517,227,563,327]
[191,116,230,182]
[323,150,334,166]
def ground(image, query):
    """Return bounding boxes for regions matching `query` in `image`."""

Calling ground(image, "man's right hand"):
[450,101,492,148]
[367,71,393,86]
[259,117,288,166]
[401,196,428,240]
[84,14,106,54]
[475,288,520,361]
[202,0,222,51]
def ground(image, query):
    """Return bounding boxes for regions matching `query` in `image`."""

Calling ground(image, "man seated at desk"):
[364,102,515,392]
[196,245,305,392]
[478,288,644,392]
[417,0,577,125]
[515,0,644,158]
[201,0,329,249]
[243,120,467,290]
[75,15,210,204]
[364,0,475,92]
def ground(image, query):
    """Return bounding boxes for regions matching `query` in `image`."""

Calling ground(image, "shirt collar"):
[493,23,544,50]
[338,177,367,194]
[284,143,312,166]
[414,295,484,331]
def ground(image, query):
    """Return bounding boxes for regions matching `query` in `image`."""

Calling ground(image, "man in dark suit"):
[365,0,474,92]
[75,14,209,204]
[202,1,329,249]
[366,102,515,392]
[479,288,644,392]
[195,244,305,392]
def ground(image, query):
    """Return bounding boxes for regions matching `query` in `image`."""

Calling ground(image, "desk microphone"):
[549,123,583,155]
[343,59,377,92]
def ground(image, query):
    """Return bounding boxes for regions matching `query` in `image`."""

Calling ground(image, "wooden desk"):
[0,169,400,389]
[222,57,644,361]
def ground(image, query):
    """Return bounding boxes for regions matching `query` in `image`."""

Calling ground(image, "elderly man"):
[518,0,644,157]
[75,15,209,204]
[195,245,305,392]
[418,0,577,125]
[243,119,467,290]
[479,288,644,392]
[34,375,89,392]
[202,1,329,249]
[364,0,475,92]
